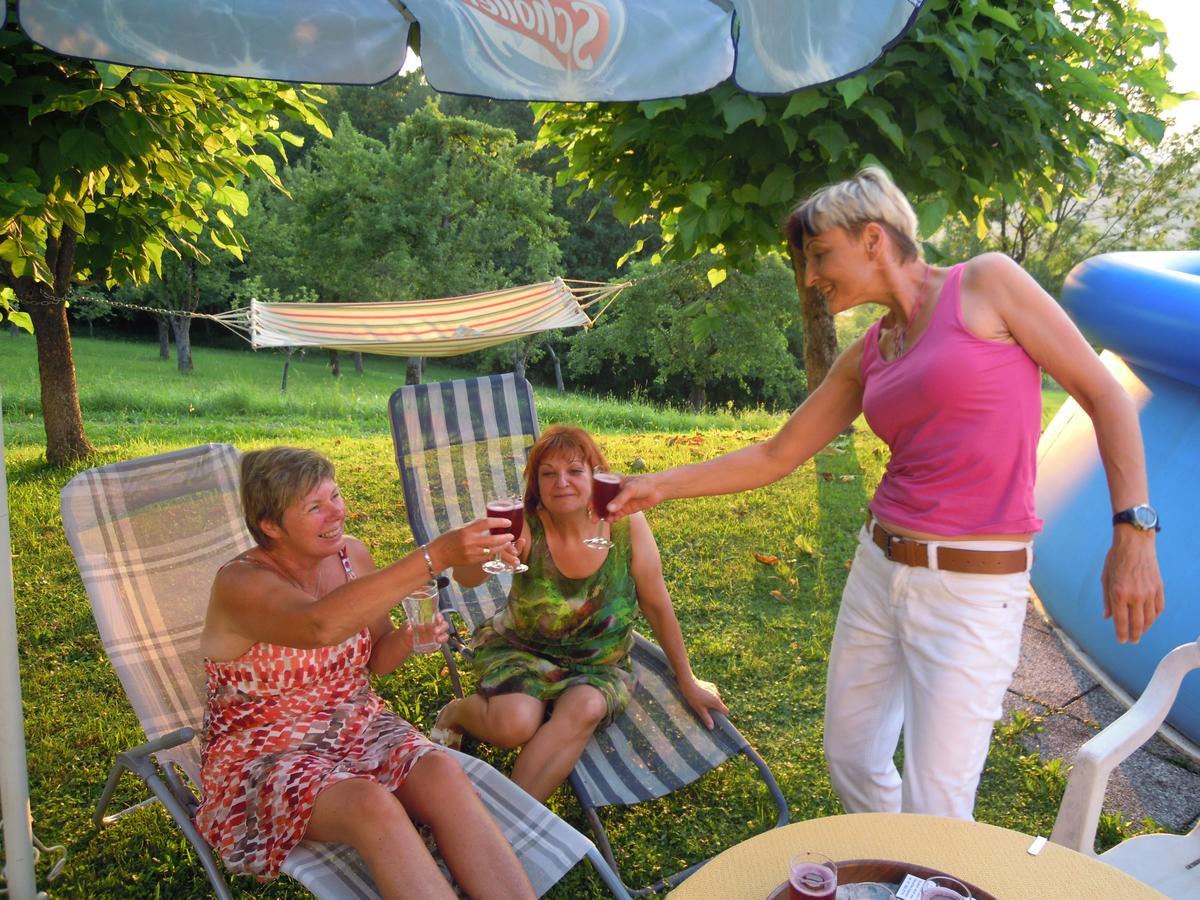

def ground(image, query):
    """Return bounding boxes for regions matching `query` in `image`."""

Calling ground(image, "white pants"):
[823,524,1030,819]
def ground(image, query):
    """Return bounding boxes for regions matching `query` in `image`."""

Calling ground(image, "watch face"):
[1132,505,1158,529]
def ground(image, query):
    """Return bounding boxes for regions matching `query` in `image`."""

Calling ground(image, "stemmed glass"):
[787,851,837,900]
[483,496,528,574]
[583,471,621,549]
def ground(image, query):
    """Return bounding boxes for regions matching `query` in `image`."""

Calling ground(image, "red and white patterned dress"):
[195,553,440,878]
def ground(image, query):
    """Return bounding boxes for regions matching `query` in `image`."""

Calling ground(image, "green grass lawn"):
[0,335,1122,897]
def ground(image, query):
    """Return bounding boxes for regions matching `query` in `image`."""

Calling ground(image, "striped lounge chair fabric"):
[60,442,619,899]
[389,374,789,895]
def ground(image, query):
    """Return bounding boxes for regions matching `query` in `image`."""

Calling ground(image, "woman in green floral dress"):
[434,425,726,802]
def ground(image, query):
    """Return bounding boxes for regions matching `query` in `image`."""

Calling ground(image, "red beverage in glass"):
[486,499,524,539]
[787,862,836,900]
[591,472,621,521]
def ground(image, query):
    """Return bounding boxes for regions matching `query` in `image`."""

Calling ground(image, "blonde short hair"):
[786,166,921,262]
[240,446,335,548]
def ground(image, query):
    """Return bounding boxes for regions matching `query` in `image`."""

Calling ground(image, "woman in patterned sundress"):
[195,446,534,899]
[433,426,727,802]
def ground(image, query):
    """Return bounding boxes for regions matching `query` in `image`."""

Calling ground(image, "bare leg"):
[398,752,535,900]
[510,685,607,802]
[439,692,545,749]
[304,777,454,900]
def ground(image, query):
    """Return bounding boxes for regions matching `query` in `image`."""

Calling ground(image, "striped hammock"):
[211,278,623,357]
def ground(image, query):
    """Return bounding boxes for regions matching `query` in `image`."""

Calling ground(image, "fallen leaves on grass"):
[666,433,705,447]
[754,552,779,566]
[769,590,788,602]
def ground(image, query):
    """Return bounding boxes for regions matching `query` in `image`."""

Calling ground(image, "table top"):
[667,813,1164,900]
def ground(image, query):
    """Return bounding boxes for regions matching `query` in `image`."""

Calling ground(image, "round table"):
[667,813,1164,899]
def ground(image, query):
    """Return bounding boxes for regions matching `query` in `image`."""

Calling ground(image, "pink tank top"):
[860,263,1043,535]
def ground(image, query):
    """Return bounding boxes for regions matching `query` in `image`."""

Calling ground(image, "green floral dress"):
[470,514,639,727]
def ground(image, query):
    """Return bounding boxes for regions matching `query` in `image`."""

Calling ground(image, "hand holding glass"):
[484,497,527,574]
[584,472,622,549]
[401,582,440,654]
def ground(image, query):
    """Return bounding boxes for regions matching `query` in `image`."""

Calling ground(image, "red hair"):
[523,425,608,513]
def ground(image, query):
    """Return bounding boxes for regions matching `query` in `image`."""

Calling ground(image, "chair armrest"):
[1051,638,1200,853]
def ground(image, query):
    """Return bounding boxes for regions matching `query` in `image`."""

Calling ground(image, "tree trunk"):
[545,343,565,392]
[328,348,341,378]
[513,346,529,383]
[169,314,194,373]
[688,382,707,412]
[281,348,294,392]
[789,243,838,392]
[353,352,364,374]
[157,315,171,359]
[86,318,94,338]
[405,356,422,385]
[26,299,94,465]
[18,227,94,465]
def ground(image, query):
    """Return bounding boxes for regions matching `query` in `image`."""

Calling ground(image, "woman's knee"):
[310,778,410,843]
[554,688,608,736]
[482,696,544,748]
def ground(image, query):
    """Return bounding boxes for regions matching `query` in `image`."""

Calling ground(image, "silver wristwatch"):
[1112,504,1160,532]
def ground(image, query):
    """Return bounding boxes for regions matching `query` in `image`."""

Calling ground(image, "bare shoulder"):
[628,512,663,565]
[343,536,376,574]
[962,252,1038,300]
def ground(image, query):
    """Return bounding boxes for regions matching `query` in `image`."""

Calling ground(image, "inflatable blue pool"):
[1033,251,1200,747]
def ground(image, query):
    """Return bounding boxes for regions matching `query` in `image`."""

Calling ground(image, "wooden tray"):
[766,859,996,900]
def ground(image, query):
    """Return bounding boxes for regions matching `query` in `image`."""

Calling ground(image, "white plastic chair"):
[1050,636,1200,898]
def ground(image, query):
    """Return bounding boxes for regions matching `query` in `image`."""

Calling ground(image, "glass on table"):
[839,883,896,899]
[583,471,622,549]
[787,851,837,900]
[483,496,527,574]
[919,876,972,899]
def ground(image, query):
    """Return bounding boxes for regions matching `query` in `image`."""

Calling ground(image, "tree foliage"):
[534,0,1182,394]
[536,0,1180,275]
[934,127,1200,297]
[566,255,804,411]
[0,32,327,462]
[244,108,564,303]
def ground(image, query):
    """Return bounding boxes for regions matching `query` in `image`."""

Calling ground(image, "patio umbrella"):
[0,2,927,897]
[7,0,923,98]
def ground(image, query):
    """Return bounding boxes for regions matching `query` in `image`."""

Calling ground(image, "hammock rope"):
[77,278,629,357]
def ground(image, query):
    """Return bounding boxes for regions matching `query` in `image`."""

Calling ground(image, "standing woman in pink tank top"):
[604,167,1164,820]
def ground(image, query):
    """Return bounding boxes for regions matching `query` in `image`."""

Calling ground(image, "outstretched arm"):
[606,339,867,520]
[629,513,727,729]
[975,253,1164,643]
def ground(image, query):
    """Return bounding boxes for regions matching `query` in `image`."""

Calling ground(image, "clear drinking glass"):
[787,851,837,900]
[583,471,621,549]
[919,876,972,900]
[401,582,440,654]
[483,496,527,574]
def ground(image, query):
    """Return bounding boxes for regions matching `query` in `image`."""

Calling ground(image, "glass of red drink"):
[483,497,527,574]
[584,471,621,549]
[787,851,837,900]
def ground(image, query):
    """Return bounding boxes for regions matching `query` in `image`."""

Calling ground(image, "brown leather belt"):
[868,519,1029,575]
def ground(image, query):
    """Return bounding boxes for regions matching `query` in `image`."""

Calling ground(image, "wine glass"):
[787,851,836,900]
[483,496,527,574]
[583,471,621,549]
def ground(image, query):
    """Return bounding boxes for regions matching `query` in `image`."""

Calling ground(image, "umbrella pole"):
[0,396,39,899]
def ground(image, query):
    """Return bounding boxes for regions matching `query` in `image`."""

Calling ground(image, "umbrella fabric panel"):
[16,0,925,96]
[733,0,923,95]
[409,0,732,101]
[17,0,411,85]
